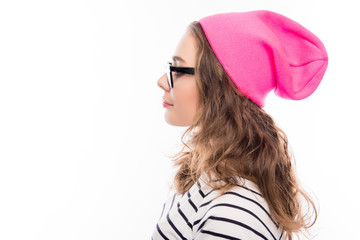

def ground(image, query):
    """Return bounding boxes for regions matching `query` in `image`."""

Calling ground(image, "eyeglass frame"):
[166,62,195,88]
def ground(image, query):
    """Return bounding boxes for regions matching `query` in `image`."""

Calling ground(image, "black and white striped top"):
[152,176,283,240]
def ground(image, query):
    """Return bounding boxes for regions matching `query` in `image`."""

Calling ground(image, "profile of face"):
[157,31,199,126]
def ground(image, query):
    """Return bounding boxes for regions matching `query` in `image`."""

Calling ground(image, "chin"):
[165,113,191,127]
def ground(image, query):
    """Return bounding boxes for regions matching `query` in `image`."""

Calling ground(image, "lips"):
[162,98,174,107]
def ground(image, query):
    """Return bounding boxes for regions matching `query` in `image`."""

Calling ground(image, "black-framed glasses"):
[166,62,195,88]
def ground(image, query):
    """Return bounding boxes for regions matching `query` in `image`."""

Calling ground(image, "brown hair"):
[172,21,317,239]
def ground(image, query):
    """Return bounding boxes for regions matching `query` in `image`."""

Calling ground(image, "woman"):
[154,10,328,240]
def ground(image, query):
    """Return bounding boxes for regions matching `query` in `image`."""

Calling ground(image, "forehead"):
[172,31,197,66]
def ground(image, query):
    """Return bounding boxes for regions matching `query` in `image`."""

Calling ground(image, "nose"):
[157,73,170,91]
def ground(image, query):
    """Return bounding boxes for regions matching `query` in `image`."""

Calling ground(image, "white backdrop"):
[0,0,359,239]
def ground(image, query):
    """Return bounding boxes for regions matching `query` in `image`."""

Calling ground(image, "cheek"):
[169,79,199,125]
[173,80,199,112]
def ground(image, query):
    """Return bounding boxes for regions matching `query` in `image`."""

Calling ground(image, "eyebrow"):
[172,56,186,64]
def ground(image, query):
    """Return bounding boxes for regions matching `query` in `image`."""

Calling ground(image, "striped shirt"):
[152,176,283,240]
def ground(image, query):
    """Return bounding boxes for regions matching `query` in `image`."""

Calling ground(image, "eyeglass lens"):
[166,63,173,88]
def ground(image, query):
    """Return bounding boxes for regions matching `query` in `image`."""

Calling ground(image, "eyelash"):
[174,72,185,77]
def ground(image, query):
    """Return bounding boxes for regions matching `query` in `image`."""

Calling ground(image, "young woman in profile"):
[153,10,328,240]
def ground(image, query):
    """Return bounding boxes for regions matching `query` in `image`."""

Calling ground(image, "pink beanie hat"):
[198,10,328,107]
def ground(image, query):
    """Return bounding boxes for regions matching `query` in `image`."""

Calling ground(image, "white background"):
[0,0,359,239]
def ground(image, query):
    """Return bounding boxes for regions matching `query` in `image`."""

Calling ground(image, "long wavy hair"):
[172,21,317,240]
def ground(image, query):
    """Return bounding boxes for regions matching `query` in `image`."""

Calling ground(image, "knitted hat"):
[198,10,328,107]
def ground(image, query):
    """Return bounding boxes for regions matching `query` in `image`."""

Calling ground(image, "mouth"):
[162,98,174,107]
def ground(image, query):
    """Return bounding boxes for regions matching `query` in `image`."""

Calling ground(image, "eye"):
[174,72,185,78]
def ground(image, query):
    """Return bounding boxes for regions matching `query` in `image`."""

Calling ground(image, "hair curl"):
[172,21,317,240]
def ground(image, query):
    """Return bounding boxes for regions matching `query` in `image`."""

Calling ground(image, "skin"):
[157,31,199,126]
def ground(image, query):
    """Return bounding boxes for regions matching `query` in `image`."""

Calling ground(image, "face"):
[157,31,199,126]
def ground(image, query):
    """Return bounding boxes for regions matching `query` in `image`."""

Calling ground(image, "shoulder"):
[193,178,282,240]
